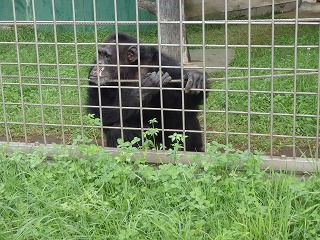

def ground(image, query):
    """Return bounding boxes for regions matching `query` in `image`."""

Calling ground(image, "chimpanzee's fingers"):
[142,72,157,87]
[190,84,201,95]
[185,78,193,93]
[162,72,172,85]
[195,75,203,90]
[193,79,202,95]
[184,72,204,95]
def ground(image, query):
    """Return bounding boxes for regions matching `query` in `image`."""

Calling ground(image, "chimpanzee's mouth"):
[88,73,111,86]
[88,76,109,82]
[89,66,106,79]
[98,67,105,76]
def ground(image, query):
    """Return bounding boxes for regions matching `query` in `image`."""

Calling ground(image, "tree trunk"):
[138,0,190,63]
[138,0,157,15]
[158,0,190,63]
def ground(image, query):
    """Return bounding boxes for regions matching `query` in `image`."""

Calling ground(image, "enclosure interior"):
[0,0,319,160]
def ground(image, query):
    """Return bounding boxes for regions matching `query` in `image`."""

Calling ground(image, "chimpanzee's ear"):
[127,46,138,62]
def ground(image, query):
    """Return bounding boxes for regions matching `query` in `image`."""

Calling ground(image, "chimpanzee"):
[87,32,207,151]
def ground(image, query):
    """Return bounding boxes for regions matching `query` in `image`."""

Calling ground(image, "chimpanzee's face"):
[88,37,140,85]
[88,43,118,85]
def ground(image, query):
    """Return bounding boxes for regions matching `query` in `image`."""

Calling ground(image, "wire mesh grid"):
[0,0,319,162]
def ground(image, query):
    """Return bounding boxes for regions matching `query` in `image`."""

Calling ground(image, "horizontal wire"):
[1,71,318,83]
[0,41,319,50]
[1,18,320,26]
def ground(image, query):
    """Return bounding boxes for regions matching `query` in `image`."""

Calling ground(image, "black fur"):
[87,32,207,151]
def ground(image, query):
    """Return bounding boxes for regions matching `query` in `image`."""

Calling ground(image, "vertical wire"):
[31,0,47,144]
[247,0,252,151]
[270,0,275,157]
[156,0,166,149]
[315,23,320,160]
[179,0,186,151]
[51,0,65,144]
[224,0,229,145]
[134,1,144,145]
[113,0,124,140]
[11,0,28,143]
[71,0,84,141]
[201,0,207,151]
[92,0,105,147]
[292,1,300,158]
[0,66,9,142]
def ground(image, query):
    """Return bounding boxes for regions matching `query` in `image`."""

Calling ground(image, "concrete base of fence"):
[1,141,319,174]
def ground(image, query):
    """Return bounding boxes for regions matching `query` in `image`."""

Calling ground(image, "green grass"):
[0,142,320,239]
[0,24,319,152]
[188,24,319,152]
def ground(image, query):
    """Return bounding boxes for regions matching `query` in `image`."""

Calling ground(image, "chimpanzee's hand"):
[137,71,172,103]
[141,71,172,88]
[184,71,206,95]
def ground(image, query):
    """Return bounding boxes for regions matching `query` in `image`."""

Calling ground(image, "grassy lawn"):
[0,142,319,239]
[194,24,319,153]
[0,23,319,153]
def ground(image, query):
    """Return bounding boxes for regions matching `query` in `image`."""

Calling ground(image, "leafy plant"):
[142,118,159,149]
[1,135,320,239]
[83,113,102,144]
[166,133,188,161]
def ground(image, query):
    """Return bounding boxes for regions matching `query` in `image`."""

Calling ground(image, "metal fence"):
[0,0,319,170]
